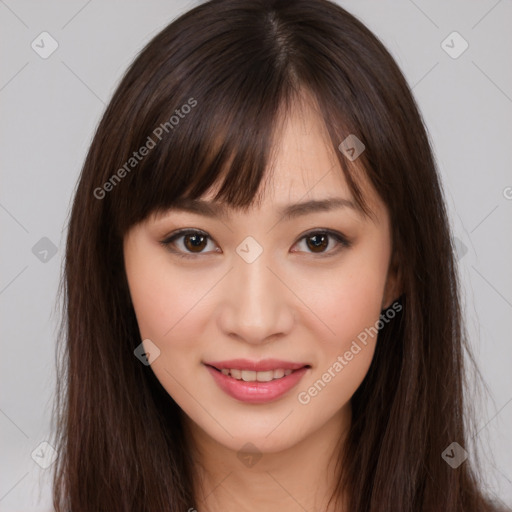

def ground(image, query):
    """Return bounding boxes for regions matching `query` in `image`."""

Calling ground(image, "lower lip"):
[205,365,309,404]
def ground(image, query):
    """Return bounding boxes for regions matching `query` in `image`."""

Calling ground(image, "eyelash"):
[159,228,352,259]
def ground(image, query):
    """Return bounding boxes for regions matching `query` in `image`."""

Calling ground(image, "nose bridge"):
[219,244,293,344]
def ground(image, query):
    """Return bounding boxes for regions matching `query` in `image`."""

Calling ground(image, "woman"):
[51,0,509,510]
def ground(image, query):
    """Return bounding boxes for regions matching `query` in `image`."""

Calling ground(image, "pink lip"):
[204,362,310,404]
[204,358,308,372]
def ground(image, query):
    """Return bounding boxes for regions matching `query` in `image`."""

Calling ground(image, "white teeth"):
[255,370,274,382]
[230,368,242,379]
[218,367,298,382]
[241,370,256,381]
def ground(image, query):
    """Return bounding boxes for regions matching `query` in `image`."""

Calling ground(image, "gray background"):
[1,0,511,510]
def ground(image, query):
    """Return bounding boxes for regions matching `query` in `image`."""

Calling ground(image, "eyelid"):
[160,228,219,258]
[160,227,351,259]
[292,228,351,256]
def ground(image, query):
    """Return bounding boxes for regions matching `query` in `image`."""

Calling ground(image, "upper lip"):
[204,358,310,372]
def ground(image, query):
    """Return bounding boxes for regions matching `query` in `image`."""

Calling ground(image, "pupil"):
[307,234,327,252]
[185,234,206,252]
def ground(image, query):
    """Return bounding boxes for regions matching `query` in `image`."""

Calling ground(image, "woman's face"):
[123,98,399,455]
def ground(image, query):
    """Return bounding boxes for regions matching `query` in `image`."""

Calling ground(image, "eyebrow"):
[162,197,362,221]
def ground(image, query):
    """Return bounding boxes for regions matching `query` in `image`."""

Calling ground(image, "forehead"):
[148,93,385,226]
[198,96,382,220]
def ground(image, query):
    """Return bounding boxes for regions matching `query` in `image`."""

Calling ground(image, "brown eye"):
[305,233,329,253]
[160,229,218,258]
[161,228,351,259]
[293,229,351,256]
[183,233,208,253]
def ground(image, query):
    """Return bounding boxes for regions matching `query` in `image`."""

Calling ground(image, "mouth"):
[203,359,311,403]
[205,365,310,382]
[204,358,311,381]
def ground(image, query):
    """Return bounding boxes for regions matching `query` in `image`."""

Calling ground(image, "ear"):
[381,250,402,311]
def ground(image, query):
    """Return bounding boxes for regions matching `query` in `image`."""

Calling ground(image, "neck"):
[184,404,351,512]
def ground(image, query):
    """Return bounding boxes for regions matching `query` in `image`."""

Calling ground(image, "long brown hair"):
[51,0,508,510]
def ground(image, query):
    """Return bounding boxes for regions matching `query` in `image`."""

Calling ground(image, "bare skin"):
[124,92,400,512]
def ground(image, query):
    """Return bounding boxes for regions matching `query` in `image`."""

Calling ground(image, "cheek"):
[126,264,177,342]
[125,233,191,337]
[296,236,390,399]
[311,244,390,348]
[125,248,215,369]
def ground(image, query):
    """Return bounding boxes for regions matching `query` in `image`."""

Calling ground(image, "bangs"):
[112,72,292,235]
[96,3,378,239]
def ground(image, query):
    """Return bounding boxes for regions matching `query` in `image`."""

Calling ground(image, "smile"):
[203,359,311,404]
[217,367,293,382]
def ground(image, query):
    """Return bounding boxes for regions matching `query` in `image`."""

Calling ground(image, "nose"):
[217,250,295,346]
